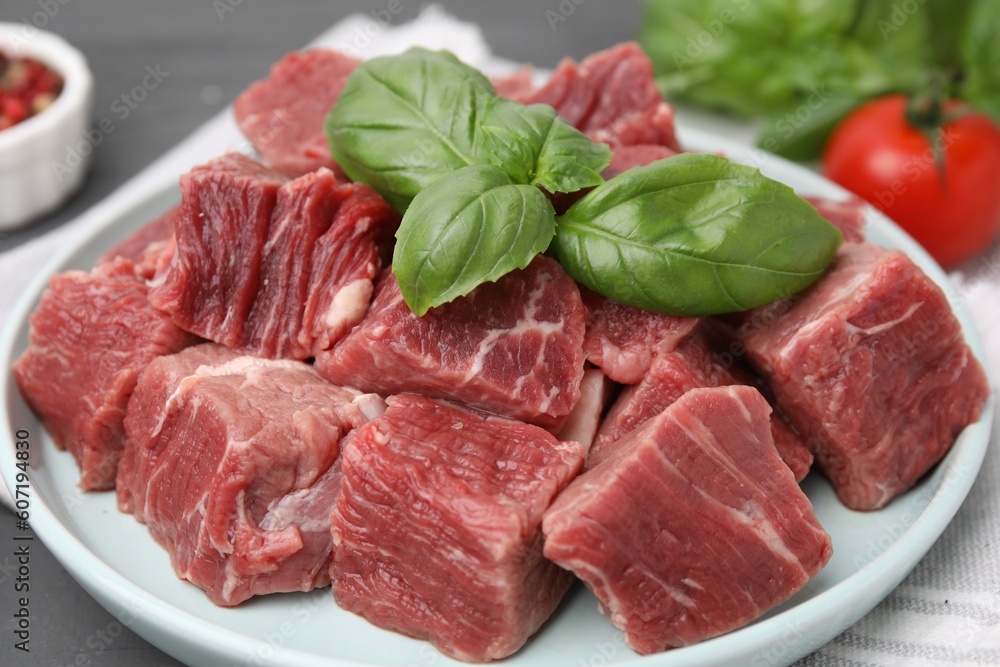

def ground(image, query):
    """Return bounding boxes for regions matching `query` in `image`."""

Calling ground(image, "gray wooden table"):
[0,1,642,665]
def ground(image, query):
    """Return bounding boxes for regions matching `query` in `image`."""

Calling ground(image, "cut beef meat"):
[732,242,990,510]
[803,194,866,243]
[331,394,587,662]
[233,48,358,177]
[98,204,179,279]
[150,154,398,359]
[316,255,586,429]
[602,143,677,180]
[555,366,612,450]
[769,411,814,482]
[234,44,679,177]
[243,169,341,359]
[591,327,813,481]
[13,259,196,490]
[512,42,680,152]
[117,343,384,606]
[299,182,399,357]
[148,153,290,348]
[491,66,536,98]
[580,285,698,384]
[543,386,833,654]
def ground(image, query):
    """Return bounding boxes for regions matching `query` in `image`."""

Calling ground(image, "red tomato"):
[822,94,1000,267]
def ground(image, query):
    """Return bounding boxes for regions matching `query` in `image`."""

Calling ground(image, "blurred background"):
[2,0,996,263]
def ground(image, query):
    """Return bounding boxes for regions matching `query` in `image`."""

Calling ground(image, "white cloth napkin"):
[1,6,997,666]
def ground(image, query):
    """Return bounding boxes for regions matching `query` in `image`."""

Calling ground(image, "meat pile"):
[12,42,989,662]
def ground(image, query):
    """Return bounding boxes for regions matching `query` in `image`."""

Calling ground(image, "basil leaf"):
[533,118,611,194]
[393,164,556,316]
[325,48,495,211]
[479,98,610,193]
[552,153,841,316]
[923,0,974,74]
[960,0,1000,125]
[641,0,859,116]
[757,92,869,161]
[845,0,929,87]
[640,0,933,120]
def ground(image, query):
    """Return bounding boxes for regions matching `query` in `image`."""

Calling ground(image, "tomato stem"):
[905,72,951,192]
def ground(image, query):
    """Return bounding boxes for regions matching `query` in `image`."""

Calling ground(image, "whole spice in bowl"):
[0,50,65,131]
[0,23,93,229]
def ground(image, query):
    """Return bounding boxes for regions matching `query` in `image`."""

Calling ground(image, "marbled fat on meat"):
[543,386,833,654]
[299,181,399,356]
[117,343,384,606]
[331,394,587,662]
[580,285,698,384]
[149,154,397,360]
[555,366,612,450]
[243,168,346,359]
[316,255,586,429]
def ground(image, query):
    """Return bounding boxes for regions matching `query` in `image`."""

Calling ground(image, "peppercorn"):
[0,50,64,131]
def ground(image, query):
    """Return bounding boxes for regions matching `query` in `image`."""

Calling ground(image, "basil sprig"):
[325,48,842,317]
[553,154,842,315]
[326,47,610,315]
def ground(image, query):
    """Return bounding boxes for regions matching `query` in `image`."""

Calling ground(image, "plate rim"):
[1,125,994,667]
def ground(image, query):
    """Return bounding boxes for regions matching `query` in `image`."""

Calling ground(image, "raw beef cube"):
[98,204,179,279]
[234,48,358,177]
[512,42,680,152]
[13,259,195,490]
[243,168,346,359]
[117,343,384,606]
[331,394,587,662]
[150,155,397,359]
[148,153,290,347]
[734,242,990,510]
[803,194,866,243]
[591,327,813,481]
[299,181,399,357]
[316,256,586,429]
[581,285,698,384]
[543,386,833,654]
[490,65,535,99]
[491,66,536,98]
[602,143,677,179]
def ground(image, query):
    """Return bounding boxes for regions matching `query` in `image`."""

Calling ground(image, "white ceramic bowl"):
[0,22,93,229]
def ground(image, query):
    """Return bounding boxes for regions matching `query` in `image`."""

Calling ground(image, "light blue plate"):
[0,126,993,667]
